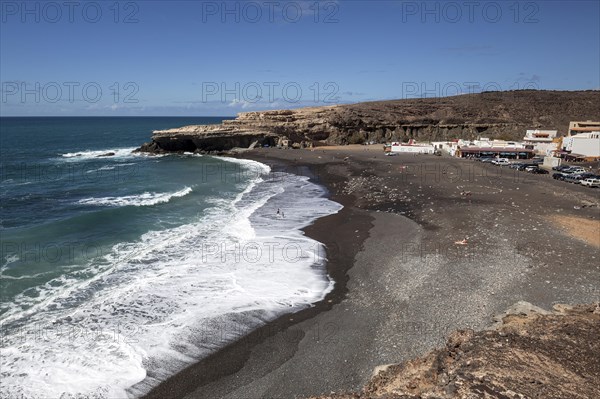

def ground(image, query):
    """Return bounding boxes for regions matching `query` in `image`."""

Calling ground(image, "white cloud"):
[228,98,255,109]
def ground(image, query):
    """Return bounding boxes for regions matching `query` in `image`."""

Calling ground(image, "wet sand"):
[144,146,600,399]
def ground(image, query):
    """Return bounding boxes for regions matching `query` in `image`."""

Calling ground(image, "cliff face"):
[313,303,600,399]
[138,90,600,153]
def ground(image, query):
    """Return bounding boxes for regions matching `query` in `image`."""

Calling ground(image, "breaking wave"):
[77,187,193,207]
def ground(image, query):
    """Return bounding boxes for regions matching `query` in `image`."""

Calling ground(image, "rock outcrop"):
[312,303,600,399]
[137,123,280,153]
[137,90,600,153]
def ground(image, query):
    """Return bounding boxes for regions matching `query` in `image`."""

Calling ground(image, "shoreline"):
[144,146,600,399]
[142,153,373,399]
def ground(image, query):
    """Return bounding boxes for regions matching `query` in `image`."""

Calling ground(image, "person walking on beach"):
[277,208,280,215]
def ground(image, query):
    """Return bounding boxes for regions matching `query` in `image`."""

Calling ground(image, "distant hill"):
[330,89,600,142]
[141,90,600,153]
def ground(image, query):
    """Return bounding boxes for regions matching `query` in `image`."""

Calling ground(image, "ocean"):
[0,117,342,398]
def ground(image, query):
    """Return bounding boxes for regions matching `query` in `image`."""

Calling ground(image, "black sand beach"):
[144,146,600,399]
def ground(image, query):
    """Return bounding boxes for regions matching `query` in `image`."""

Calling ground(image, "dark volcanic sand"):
[143,146,599,399]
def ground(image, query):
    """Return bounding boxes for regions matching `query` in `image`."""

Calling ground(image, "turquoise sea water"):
[0,117,342,398]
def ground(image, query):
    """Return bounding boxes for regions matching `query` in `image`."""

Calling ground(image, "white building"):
[560,121,600,160]
[568,121,600,136]
[471,138,525,149]
[523,129,559,156]
[562,132,600,159]
[431,141,460,156]
[388,141,435,154]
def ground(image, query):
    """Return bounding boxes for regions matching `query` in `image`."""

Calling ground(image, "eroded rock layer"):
[138,90,600,153]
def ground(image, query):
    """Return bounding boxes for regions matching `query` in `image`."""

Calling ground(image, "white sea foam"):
[77,187,193,207]
[0,179,32,187]
[84,162,137,173]
[0,271,54,280]
[86,165,116,173]
[219,156,271,175]
[60,147,138,160]
[1,254,20,272]
[181,152,203,157]
[85,162,136,173]
[0,160,342,399]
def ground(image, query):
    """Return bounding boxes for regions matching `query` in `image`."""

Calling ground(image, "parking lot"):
[474,156,600,189]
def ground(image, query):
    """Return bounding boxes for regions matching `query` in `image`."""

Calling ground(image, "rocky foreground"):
[137,90,600,153]
[313,302,600,399]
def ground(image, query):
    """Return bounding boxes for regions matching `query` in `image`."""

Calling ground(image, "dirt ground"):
[145,146,600,399]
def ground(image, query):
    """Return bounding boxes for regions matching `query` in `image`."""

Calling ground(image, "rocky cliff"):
[312,302,600,399]
[138,90,600,153]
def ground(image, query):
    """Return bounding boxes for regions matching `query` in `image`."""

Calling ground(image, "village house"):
[559,121,600,161]
[455,138,533,159]
[386,139,435,154]
[523,129,559,156]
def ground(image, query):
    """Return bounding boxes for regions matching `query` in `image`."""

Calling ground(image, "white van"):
[492,158,511,166]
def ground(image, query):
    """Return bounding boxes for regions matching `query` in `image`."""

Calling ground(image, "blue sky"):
[1,0,599,116]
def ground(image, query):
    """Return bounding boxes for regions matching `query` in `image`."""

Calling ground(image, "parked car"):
[563,167,587,174]
[563,174,585,183]
[480,157,495,163]
[492,158,511,166]
[552,172,566,180]
[552,165,571,171]
[509,162,525,169]
[531,158,544,164]
[528,168,549,174]
[517,163,538,171]
[385,152,398,156]
[581,178,600,188]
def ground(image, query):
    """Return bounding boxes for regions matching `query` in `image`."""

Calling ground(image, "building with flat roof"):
[386,140,435,154]
[562,132,600,160]
[568,121,600,136]
[455,137,532,159]
[457,146,534,159]
[559,121,600,160]
[431,141,460,156]
[523,129,559,155]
